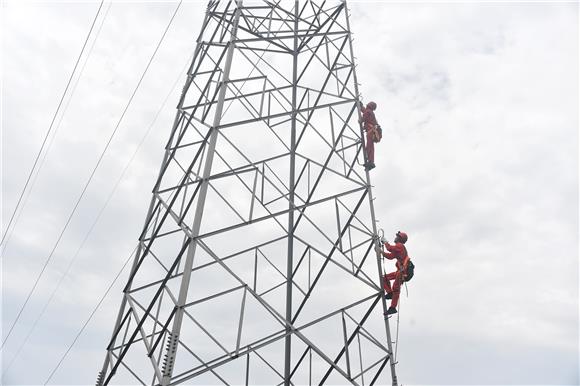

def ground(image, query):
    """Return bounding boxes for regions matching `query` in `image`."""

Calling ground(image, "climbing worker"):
[359,101,381,171]
[376,231,411,315]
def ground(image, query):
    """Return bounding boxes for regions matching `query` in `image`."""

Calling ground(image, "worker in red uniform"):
[359,101,379,171]
[377,231,410,315]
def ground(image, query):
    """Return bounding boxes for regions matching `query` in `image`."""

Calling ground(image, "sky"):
[1,0,579,385]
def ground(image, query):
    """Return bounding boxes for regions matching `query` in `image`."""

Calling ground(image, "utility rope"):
[1,0,183,349]
[0,0,105,248]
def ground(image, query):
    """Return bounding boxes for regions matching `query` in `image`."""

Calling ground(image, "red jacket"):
[361,107,378,131]
[382,242,409,272]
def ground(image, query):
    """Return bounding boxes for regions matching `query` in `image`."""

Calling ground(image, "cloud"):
[2,1,578,385]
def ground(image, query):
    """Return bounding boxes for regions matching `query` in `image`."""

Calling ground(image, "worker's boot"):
[385,307,397,315]
[384,292,392,300]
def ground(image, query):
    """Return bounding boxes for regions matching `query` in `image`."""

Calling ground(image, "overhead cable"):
[0,0,105,248]
[1,1,113,258]
[1,54,189,376]
[44,246,136,385]
[1,0,183,349]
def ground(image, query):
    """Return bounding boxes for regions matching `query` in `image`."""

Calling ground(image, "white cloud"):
[1,1,578,385]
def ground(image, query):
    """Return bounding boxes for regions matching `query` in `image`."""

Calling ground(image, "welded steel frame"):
[97,1,398,386]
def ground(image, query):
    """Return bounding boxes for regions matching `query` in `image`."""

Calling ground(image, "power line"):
[0,0,105,248]
[44,246,136,385]
[1,55,189,377]
[0,0,113,259]
[1,0,183,350]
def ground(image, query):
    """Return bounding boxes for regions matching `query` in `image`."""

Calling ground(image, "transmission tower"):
[97,1,399,385]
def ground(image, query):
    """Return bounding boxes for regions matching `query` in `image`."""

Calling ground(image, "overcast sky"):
[1,0,578,385]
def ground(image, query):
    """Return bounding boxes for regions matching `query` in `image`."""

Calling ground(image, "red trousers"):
[383,271,402,308]
[365,130,375,164]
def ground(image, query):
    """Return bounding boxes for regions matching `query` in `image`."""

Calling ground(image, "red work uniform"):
[382,242,410,308]
[360,106,377,164]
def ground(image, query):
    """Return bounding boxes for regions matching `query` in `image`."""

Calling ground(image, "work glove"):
[380,236,387,244]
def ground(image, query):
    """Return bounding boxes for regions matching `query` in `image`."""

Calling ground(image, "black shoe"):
[365,162,375,171]
[384,307,397,316]
[384,292,392,300]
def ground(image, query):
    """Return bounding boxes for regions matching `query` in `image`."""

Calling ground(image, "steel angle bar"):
[296,228,374,288]
[154,193,194,238]
[189,240,360,386]
[148,307,177,357]
[253,348,287,382]
[294,145,365,188]
[341,311,352,378]
[294,0,328,43]
[235,23,293,52]
[336,198,373,235]
[318,294,381,385]
[290,245,311,280]
[139,227,182,245]
[256,249,307,296]
[194,186,366,242]
[182,309,230,355]
[295,294,376,335]
[354,240,374,277]
[368,355,390,386]
[249,169,259,220]
[291,189,369,323]
[289,346,310,380]
[98,2,220,383]
[104,238,193,385]
[176,339,231,386]
[297,3,344,56]
[356,332,364,386]
[237,30,348,44]
[235,287,247,356]
[340,237,373,257]
[351,355,390,382]
[234,37,293,85]
[265,0,324,30]
[143,248,171,274]
[217,99,353,130]
[207,182,246,222]
[342,5,397,384]
[295,38,352,147]
[293,236,377,292]
[183,284,245,308]
[259,280,286,297]
[171,330,289,385]
[292,104,358,232]
[113,297,161,381]
[109,327,160,353]
[109,351,148,386]
[139,128,214,248]
[130,239,290,300]
[334,140,360,154]
[106,310,131,351]
[293,159,310,193]
[343,310,388,351]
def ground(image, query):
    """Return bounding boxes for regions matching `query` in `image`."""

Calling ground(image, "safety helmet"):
[367,101,377,110]
[396,231,408,244]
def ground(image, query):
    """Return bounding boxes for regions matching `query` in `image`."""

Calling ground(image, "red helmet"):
[367,101,377,110]
[396,231,408,244]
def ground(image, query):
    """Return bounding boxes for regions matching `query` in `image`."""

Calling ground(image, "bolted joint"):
[161,333,180,378]
[95,371,105,386]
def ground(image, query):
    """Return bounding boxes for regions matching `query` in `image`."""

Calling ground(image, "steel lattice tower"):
[97,1,399,385]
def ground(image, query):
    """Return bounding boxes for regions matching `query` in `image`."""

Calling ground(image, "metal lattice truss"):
[97,1,398,385]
